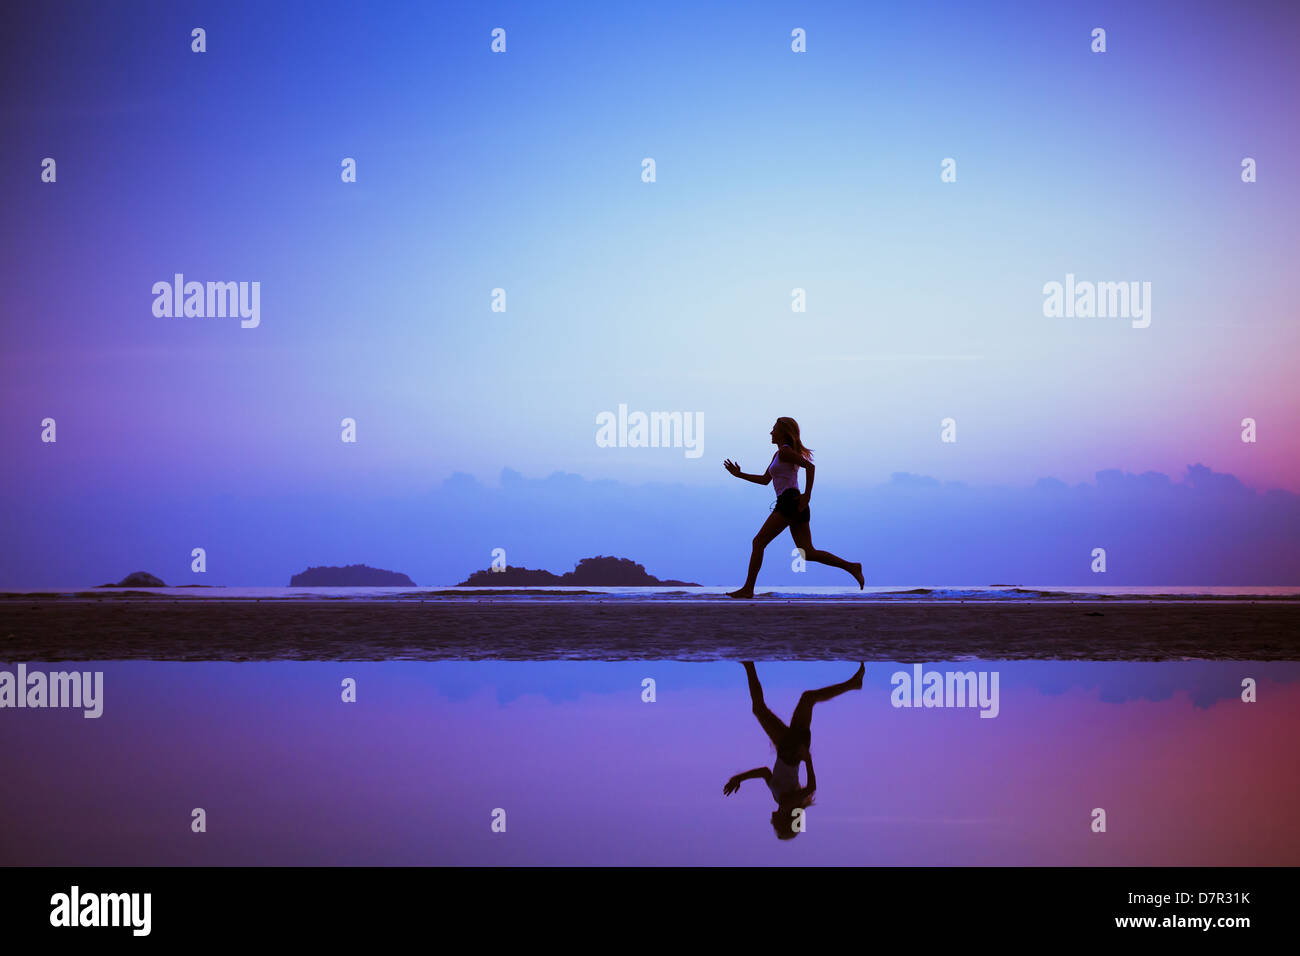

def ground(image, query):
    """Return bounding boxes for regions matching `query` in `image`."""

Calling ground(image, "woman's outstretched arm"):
[723,767,772,795]
[723,459,772,485]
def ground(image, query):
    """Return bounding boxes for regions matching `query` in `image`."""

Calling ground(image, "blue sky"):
[2,0,1298,583]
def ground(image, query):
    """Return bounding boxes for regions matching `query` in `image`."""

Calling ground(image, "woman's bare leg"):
[728,510,789,598]
[790,522,864,589]
[790,663,865,730]
[743,661,790,745]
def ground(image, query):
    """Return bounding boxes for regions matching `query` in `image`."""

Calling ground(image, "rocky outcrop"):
[98,572,166,588]
[457,555,697,587]
[290,565,416,586]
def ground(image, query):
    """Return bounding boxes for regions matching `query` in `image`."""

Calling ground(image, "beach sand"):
[1,597,1297,661]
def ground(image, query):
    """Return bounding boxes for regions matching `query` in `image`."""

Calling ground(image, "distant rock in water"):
[562,556,699,586]
[460,566,565,586]
[98,571,166,588]
[291,564,416,587]
[457,555,698,587]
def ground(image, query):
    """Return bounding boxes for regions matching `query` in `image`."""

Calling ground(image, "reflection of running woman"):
[723,661,865,840]
[722,417,864,598]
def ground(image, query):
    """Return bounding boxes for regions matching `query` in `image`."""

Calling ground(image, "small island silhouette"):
[457,555,698,587]
[97,571,166,588]
[290,564,416,587]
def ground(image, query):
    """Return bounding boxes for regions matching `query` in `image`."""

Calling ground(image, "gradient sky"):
[2,0,1298,583]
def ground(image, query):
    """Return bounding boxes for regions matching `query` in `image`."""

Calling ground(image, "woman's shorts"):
[777,726,812,761]
[774,488,810,526]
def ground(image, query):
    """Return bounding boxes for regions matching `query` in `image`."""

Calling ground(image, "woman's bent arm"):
[723,459,772,485]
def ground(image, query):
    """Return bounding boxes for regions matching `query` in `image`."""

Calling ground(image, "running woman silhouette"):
[722,417,864,598]
[723,661,865,839]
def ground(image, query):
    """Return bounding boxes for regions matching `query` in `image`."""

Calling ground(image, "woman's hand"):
[725,461,773,486]
[798,492,810,511]
[723,775,743,796]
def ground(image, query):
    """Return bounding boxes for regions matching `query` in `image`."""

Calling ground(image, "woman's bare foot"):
[850,562,865,590]
[848,662,865,689]
[727,588,755,599]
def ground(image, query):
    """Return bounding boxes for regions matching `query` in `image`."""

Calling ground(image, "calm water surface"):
[2,660,1296,865]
